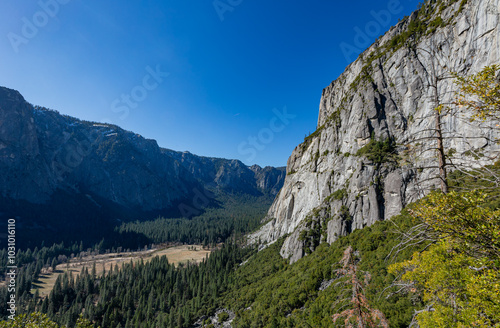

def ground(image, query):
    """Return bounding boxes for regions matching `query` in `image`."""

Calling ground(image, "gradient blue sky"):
[0,0,421,167]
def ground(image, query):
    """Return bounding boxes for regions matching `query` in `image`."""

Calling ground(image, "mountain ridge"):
[0,86,285,246]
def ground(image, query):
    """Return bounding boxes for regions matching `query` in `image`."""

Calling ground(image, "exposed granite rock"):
[250,0,500,263]
[249,164,286,197]
[280,227,305,263]
[191,309,235,328]
[0,87,51,202]
[164,150,285,197]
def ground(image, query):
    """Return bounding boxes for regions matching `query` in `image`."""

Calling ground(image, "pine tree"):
[51,258,58,271]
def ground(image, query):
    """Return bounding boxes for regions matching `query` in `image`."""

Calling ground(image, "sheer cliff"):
[250,0,500,263]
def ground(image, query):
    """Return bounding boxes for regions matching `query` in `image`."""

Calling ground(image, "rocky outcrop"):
[249,165,286,196]
[250,0,500,262]
[191,309,235,328]
[0,87,51,202]
[164,150,285,197]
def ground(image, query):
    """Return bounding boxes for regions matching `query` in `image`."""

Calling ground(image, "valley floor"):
[29,244,210,298]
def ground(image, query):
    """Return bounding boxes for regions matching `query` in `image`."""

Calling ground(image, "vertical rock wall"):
[250,0,500,262]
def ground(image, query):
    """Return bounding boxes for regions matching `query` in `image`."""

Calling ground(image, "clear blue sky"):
[0,0,420,167]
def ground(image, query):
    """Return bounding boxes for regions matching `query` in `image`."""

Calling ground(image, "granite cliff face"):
[163,150,284,197]
[251,0,500,263]
[0,86,285,224]
[0,88,48,201]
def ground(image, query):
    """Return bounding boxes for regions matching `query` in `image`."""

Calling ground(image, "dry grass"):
[31,245,210,298]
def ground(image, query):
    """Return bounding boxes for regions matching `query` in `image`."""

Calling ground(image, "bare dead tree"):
[406,39,458,195]
[331,246,389,328]
[405,39,500,196]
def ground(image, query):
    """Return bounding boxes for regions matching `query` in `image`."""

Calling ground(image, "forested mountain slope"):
[0,86,285,247]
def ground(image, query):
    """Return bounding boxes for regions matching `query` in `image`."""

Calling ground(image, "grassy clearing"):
[31,245,210,297]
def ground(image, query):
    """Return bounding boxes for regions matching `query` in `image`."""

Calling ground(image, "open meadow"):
[31,245,210,297]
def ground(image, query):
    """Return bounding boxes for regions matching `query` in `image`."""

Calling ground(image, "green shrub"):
[356,138,396,164]
[325,189,348,202]
[217,312,230,323]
